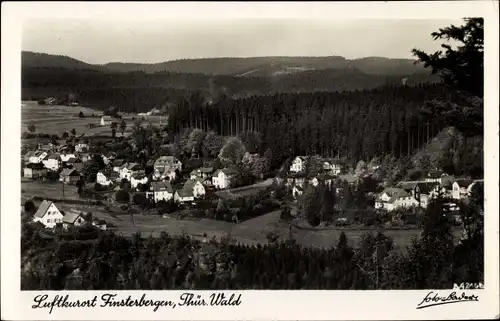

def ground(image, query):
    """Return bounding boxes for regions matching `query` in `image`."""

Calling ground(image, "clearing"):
[21,101,166,137]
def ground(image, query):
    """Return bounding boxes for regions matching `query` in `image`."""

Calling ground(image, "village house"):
[78,153,92,163]
[28,151,48,164]
[119,162,141,180]
[212,168,238,189]
[112,159,125,172]
[153,167,177,181]
[42,153,61,171]
[96,171,116,186]
[424,170,453,185]
[397,181,440,206]
[24,163,47,179]
[289,156,307,173]
[75,143,89,153]
[62,210,87,230]
[60,153,77,163]
[146,181,174,203]
[154,156,183,173]
[60,168,81,185]
[183,178,206,198]
[131,172,148,189]
[65,157,84,172]
[32,200,64,228]
[189,167,214,180]
[323,158,344,176]
[92,218,107,231]
[375,188,415,211]
[452,179,474,200]
[174,189,195,203]
[102,152,117,165]
[101,115,112,126]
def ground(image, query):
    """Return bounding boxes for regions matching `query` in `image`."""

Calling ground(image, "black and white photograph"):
[1,1,499,320]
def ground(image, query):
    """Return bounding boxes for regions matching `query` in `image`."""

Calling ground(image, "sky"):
[22,19,463,64]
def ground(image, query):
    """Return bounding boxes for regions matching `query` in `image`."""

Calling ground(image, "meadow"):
[21,101,165,137]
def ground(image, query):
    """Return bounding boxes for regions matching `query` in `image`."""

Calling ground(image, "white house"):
[212,168,238,189]
[119,162,141,180]
[28,151,48,164]
[75,143,89,153]
[323,158,343,176]
[183,179,206,198]
[190,167,214,180]
[101,116,112,126]
[33,200,64,228]
[42,153,61,171]
[290,156,307,173]
[60,153,77,163]
[452,179,474,200]
[153,167,177,181]
[62,210,87,230]
[154,156,183,173]
[375,188,413,211]
[24,163,47,179]
[96,171,113,186]
[174,189,195,203]
[146,181,174,203]
[112,159,125,172]
[92,218,107,231]
[131,172,148,189]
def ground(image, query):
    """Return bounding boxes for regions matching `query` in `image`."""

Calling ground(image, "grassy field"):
[21,101,166,137]
[21,179,80,201]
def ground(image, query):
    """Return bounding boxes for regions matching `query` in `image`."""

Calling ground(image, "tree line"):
[21,192,483,290]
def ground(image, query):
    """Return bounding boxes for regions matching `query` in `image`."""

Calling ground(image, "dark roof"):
[177,189,194,198]
[150,181,173,193]
[61,168,80,177]
[25,163,45,170]
[62,211,84,224]
[112,159,124,167]
[378,188,410,203]
[33,200,54,218]
[66,157,81,164]
[428,170,445,178]
[183,178,203,191]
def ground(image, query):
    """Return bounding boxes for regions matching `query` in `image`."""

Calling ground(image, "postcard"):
[1,1,499,320]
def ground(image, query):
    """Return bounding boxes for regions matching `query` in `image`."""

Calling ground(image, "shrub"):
[24,200,36,214]
[115,190,130,203]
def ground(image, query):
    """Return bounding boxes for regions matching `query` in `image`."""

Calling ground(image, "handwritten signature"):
[416,291,479,309]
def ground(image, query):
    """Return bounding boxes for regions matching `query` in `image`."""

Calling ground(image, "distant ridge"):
[22,51,426,76]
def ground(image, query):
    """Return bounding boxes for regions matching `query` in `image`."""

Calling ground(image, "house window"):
[47,219,51,223]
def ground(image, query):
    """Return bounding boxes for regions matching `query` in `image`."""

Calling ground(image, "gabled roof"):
[132,172,147,180]
[24,151,35,158]
[213,168,238,177]
[293,156,308,161]
[25,163,45,170]
[33,200,54,218]
[155,156,181,166]
[47,153,61,160]
[66,157,81,164]
[61,168,80,177]
[183,178,204,191]
[176,188,194,198]
[378,188,410,203]
[101,116,112,121]
[63,211,84,224]
[150,181,173,193]
[112,159,124,167]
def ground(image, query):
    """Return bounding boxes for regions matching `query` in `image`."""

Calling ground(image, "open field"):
[228,178,274,196]
[21,179,80,201]
[21,101,166,137]
[25,192,463,252]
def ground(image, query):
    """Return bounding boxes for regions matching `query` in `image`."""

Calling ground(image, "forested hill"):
[23,51,428,76]
[22,52,440,111]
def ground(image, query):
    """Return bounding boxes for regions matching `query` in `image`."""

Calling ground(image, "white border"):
[1,2,499,320]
